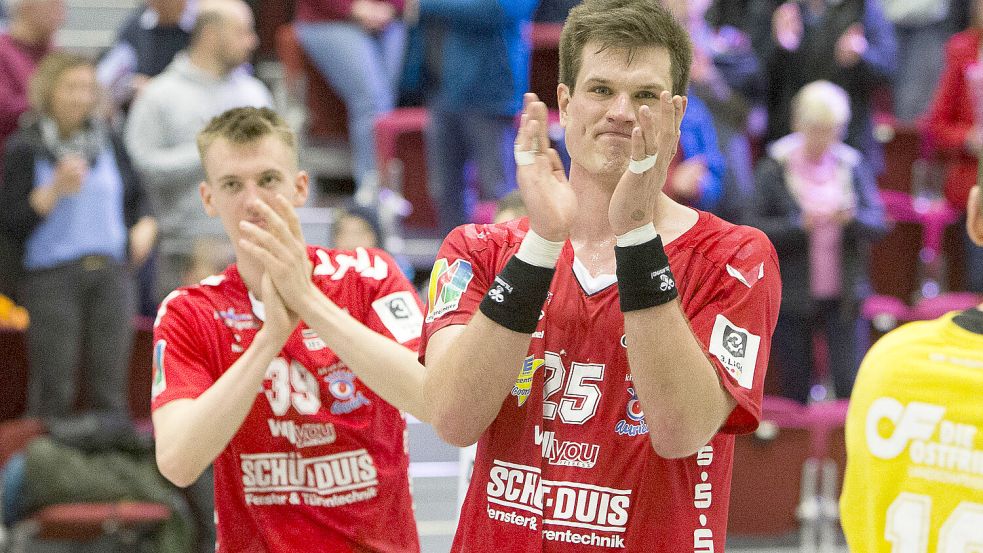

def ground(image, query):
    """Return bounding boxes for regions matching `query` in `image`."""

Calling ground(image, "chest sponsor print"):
[240,449,379,509]
[484,460,630,549]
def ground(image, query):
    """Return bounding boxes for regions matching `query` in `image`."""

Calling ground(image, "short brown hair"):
[196,106,297,164]
[29,52,95,114]
[559,0,692,96]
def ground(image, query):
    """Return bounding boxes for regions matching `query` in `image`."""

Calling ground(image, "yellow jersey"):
[841,309,983,552]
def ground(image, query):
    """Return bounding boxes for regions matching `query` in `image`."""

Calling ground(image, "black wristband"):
[478,256,555,333]
[615,235,678,312]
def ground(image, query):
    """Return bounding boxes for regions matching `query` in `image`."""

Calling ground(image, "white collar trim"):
[248,291,266,322]
[571,256,617,295]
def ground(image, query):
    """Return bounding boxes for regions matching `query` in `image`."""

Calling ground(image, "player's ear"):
[558,83,570,128]
[200,181,217,217]
[968,185,983,247]
[292,170,309,208]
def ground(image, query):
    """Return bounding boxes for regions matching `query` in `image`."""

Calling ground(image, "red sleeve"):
[684,229,782,434]
[923,33,976,152]
[149,290,219,411]
[359,248,426,353]
[418,223,518,362]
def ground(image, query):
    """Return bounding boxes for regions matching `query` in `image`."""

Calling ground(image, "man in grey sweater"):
[125,0,271,301]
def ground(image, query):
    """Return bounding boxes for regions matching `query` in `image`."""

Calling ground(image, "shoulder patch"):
[426,259,474,322]
[151,339,167,401]
[372,291,424,343]
[708,314,761,389]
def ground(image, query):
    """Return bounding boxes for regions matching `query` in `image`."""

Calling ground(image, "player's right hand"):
[515,93,577,242]
[258,271,299,344]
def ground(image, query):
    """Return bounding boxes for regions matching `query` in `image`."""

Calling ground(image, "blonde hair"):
[196,106,297,164]
[559,0,692,96]
[792,80,851,129]
[28,52,94,115]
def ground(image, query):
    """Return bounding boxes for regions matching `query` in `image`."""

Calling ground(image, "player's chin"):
[598,151,630,177]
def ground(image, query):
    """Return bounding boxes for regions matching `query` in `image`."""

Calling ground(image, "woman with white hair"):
[750,80,888,404]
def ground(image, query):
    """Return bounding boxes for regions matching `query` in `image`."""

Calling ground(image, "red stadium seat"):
[0,419,171,552]
[374,107,437,234]
[0,329,28,422]
[728,397,817,540]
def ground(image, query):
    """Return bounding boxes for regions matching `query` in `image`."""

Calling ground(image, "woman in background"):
[751,80,887,404]
[0,52,156,418]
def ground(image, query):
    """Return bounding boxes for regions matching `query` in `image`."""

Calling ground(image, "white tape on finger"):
[514,143,537,166]
[628,153,658,174]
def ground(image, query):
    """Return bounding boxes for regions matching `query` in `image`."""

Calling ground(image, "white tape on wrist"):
[516,228,564,268]
[514,143,537,166]
[616,222,659,247]
[628,153,658,174]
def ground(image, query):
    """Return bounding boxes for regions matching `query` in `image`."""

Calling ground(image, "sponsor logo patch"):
[512,356,544,407]
[615,387,649,437]
[371,291,423,343]
[151,340,167,400]
[535,426,599,468]
[302,328,326,351]
[425,259,474,322]
[214,308,260,330]
[267,419,337,448]
[325,369,371,415]
[708,314,760,389]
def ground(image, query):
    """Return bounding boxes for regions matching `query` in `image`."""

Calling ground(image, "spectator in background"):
[533,0,578,22]
[293,0,406,201]
[752,0,897,175]
[332,205,382,250]
[881,0,954,122]
[0,52,156,418]
[182,235,233,284]
[922,0,983,293]
[751,80,888,404]
[681,0,762,223]
[492,189,526,223]
[97,0,196,115]
[0,0,64,155]
[665,90,727,213]
[402,0,538,235]
[125,0,271,303]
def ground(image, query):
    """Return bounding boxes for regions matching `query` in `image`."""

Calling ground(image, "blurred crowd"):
[0,0,982,548]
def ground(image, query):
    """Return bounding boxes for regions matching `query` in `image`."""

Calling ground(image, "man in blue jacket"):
[402,0,538,235]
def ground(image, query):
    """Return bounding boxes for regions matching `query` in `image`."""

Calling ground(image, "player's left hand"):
[238,195,315,312]
[608,90,686,236]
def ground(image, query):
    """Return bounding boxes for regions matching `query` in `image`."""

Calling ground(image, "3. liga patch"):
[708,314,760,389]
[371,291,423,344]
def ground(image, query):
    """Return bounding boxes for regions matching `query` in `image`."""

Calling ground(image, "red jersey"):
[152,246,423,553]
[421,212,781,552]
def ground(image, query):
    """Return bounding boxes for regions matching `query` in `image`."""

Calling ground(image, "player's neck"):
[568,167,698,245]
